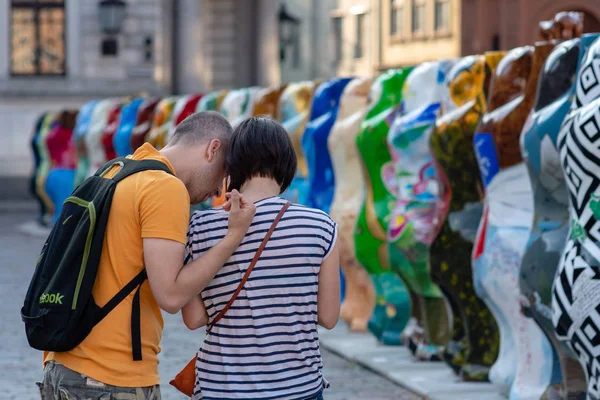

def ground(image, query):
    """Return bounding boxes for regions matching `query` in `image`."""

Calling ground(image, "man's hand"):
[222,189,256,241]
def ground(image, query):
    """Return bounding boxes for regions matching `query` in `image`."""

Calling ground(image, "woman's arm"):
[317,241,341,329]
[181,294,209,330]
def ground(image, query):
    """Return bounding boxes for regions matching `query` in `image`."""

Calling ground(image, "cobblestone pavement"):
[0,208,422,400]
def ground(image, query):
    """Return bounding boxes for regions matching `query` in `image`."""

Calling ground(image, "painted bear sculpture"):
[113,98,145,157]
[552,36,600,400]
[252,85,288,118]
[302,77,352,213]
[73,101,99,188]
[387,60,456,361]
[473,43,556,399]
[329,77,376,332]
[45,110,79,224]
[430,53,505,380]
[85,98,124,178]
[220,87,262,128]
[354,69,413,345]
[520,35,598,400]
[278,81,318,205]
[538,11,584,42]
[101,103,123,162]
[30,113,52,225]
[35,112,59,219]
[167,94,203,142]
[196,90,229,114]
[147,96,178,150]
[130,97,161,152]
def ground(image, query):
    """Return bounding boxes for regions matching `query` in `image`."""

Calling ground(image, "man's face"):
[188,140,228,205]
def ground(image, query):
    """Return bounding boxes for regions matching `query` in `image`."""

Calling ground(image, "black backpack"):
[21,157,173,361]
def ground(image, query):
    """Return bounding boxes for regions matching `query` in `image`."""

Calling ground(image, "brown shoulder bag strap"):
[206,201,292,334]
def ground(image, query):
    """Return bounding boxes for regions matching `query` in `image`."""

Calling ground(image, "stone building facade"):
[330,0,379,77]
[331,0,600,71]
[461,0,600,56]
[3,0,600,188]
[277,0,337,84]
[379,0,461,69]
[0,0,283,183]
[0,0,170,180]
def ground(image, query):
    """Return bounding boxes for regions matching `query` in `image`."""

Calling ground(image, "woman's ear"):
[206,139,222,162]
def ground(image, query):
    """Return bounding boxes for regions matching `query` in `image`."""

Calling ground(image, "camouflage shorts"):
[37,361,161,400]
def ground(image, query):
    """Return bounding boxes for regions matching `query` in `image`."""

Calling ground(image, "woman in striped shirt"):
[182,117,341,400]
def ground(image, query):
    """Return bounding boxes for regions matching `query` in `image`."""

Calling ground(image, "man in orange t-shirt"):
[38,111,256,399]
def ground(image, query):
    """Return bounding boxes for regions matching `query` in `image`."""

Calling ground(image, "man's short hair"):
[226,117,297,193]
[168,110,233,146]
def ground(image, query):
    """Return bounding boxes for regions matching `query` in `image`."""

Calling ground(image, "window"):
[292,28,301,69]
[390,0,404,37]
[10,0,66,76]
[412,0,426,34]
[332,17,343,63]
[434,0,451,32]
[492,34,500,51]
[354,13,364,59]
[390,0,398,36]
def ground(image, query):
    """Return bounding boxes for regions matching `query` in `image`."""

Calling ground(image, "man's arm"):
[144,234,240,314]
[144,190,255,314]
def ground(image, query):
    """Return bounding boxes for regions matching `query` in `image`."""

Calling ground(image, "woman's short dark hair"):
[226,117,297,193]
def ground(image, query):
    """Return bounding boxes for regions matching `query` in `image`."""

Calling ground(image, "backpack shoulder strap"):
[94,157,127,177]
[95,269,147,324]
[206,201,292,334]
[97,158,174,183]
[94,269,148,361]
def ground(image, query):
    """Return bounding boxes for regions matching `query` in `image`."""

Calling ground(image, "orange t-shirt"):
[44,143,190,387]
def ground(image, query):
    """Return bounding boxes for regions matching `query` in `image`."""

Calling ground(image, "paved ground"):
[319,326,506,400]
[0,206,421,400]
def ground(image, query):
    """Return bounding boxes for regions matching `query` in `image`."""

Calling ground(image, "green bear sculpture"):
[355,69,412,345]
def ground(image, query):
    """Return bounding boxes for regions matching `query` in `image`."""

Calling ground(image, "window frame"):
[434,0,451,34]
[390,0,398,36]
[331,16,343,65]
[9,0,67,77]
[390,0,406,39]
[411,0,426,36]
[354,12,365,59]
[292,23,301,69]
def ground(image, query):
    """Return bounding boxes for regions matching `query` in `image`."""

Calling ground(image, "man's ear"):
[206,139,222,162]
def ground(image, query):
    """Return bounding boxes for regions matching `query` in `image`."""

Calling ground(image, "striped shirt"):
[184,196,338,400]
